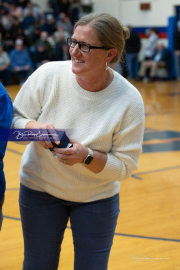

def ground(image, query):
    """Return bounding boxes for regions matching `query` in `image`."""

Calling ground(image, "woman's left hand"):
[52,139,88,166]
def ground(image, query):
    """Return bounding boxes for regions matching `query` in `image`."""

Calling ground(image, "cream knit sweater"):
[12,61,145,202]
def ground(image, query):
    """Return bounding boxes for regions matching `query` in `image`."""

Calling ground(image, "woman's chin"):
[72,66,83,75]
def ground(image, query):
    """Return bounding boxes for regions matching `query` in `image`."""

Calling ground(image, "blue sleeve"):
[0,83,13,201]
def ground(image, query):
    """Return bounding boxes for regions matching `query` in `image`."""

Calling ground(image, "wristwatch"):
[83,147,94,165]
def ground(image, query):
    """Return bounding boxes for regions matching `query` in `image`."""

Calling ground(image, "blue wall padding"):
[167,16,176,79]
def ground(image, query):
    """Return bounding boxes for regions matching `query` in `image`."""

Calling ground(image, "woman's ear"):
[106,48,118,64]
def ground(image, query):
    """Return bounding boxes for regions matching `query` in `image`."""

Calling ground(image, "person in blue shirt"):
[22,8,35,31]
[9,39,32,85]
[0,82,13,231]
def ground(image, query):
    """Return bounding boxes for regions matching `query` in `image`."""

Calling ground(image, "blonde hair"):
[74,13,130,64]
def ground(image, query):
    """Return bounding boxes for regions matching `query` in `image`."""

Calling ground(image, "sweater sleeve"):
[12,64,49,130]
[96,95,145,181]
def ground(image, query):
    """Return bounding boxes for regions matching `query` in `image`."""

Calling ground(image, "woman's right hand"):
[25,121,60,150]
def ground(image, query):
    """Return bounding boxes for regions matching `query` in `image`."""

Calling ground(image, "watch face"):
[85,155,93,165]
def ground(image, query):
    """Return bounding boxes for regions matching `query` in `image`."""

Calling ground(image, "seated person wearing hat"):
[33,41,52,69]
[137,42,171,82]
[42,14,56,36]
[9,39,32,85]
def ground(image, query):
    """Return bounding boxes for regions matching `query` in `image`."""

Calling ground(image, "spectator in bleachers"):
[42,13,56,36]
[0,33,6,49]
[22,7,35,31]
[143,28,159,60]
[29,25,41,45]
[69,0,83,26]
[13,26,30,49]
[11,17,22,37]
[52,24,70,61]
[54,25,69,43]
[28,25,41,60]
[47,0,60,21]
[44,0,55,15]
[23,1,44,23]
[0,17,6,39]
[49,0,59,10]
[57,0,70,14]
[61,41,71,60]
[16,0,29,8]
[16,26,31,48]
[52,41,64,61]
[137,41,171,82]
[9,39,32,85]
[125,25,141,79]
[0,0,85,84]
[0,45,11,85]
[33,41,51,69]
[47,33,56,50]
[56,12,73,36]
[35,31,52,57]
[9,2,23,22]
[0,3,9,14]
[53,38,70,61]
[1,11,14,31]
[174,20,180,79]
[3,31,14,53]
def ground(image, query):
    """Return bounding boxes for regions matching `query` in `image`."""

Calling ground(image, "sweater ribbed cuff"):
[96,153,121,180]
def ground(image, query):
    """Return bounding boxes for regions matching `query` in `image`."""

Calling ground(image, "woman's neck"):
[76,68,114,92]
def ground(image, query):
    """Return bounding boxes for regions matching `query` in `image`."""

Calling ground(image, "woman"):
[12,13,145,270]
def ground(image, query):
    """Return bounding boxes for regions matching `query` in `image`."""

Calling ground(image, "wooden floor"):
[0,80,180,270]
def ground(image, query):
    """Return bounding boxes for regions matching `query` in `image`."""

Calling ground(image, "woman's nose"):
[70,44,81,55]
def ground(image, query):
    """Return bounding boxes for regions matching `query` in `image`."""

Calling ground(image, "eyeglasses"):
[67,37,111,52]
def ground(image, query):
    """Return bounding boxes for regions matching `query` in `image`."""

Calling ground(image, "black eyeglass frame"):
[67,37,111,52]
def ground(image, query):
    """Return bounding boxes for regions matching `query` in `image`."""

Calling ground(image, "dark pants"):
[126,53,139,78]
[19,184,120,270]
[11,70,29,84]
[0,209,3,231]
[0,195,4,231]
[0,69,11,85]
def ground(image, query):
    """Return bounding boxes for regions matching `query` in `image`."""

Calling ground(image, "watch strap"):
[87,147,93,157]
[83,147,93,164]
